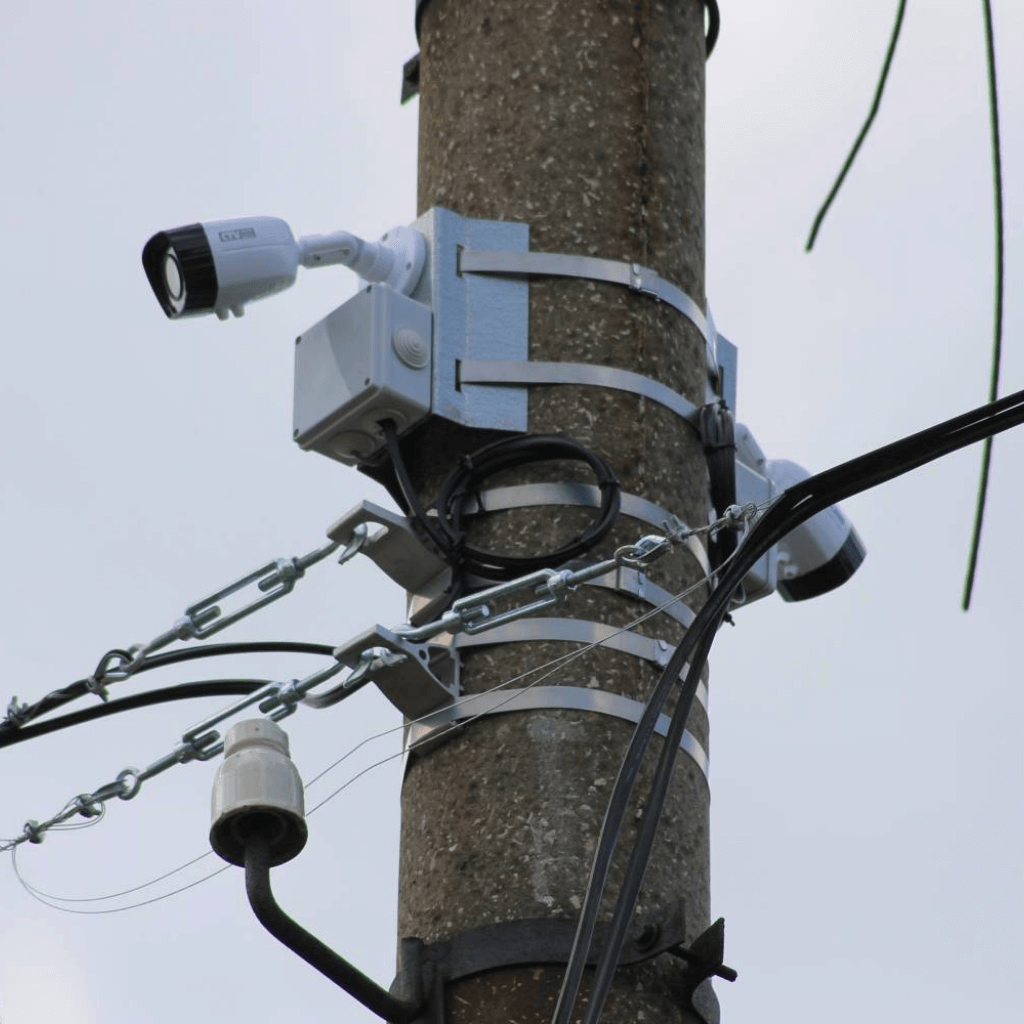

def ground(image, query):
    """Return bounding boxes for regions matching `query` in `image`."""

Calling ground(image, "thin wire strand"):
[12,846,230,915]
[962,0,1005,610]
[303,546,737,793]
[16,849,215,904]
[805,0,908,251]
[9,536,737,914]
[305,559,731,815]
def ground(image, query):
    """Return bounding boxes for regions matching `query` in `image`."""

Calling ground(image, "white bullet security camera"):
[142,217,426,320]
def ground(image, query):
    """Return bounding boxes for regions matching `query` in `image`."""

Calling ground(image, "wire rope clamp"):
[333,626,458,720]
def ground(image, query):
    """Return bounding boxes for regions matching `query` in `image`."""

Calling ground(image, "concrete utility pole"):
[399,1,712,1021]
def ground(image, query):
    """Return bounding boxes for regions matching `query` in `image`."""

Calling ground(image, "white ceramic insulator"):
[209,718,307,866]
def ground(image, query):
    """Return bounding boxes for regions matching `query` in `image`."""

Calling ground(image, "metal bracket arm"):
[334,626,458,720]
[328,500,448,594]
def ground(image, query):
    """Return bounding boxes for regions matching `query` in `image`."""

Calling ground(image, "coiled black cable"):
[381,421,621,583]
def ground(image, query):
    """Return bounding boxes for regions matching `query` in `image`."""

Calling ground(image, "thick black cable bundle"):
[0,680,270,749]
[382,421,621,583]
[0,641,335,740]
[555,382,1024,1024]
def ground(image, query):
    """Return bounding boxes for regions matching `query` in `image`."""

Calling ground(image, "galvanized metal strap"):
[452,617,709,712]
[583,566,696,628]
[458,360,702,430]
[406,685,710,782]
[458,250,713,350]
[461,482,711,576]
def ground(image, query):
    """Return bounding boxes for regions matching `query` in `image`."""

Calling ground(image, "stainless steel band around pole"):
[459,360,702,431]
[453,617,709,713]
[407,685,710,784]
[408,254,716,782]
[458,248,717,371]
[461,482,710,577]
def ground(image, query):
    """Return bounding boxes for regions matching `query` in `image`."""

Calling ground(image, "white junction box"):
[292,207,531,468]
[292,283,433,465]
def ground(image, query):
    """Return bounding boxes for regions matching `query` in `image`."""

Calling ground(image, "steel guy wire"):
[7,531,680,851]
[304,516,762,800]
[7,554,732,914]
[6,506,764,911]
[15,847,213,905]
[11,845,232,916]
[6,508,763,851]
[0,526,368,735]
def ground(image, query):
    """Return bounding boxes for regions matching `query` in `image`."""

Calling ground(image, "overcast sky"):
[0,2,1021,1022]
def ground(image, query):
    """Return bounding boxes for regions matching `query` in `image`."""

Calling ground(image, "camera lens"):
[143,224,217,318]
[163,251,184,301]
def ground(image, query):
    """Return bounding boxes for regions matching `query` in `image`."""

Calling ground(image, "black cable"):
[0,642,336,739]
[0,680,270,750]
[556,382,1024,1024]
[577,387,1024,1022]
[382,421,621,583]
[551,606,723,1024]
[805,0,907,251]
[436,433,621,579]
[127,641,336,672]
[381,419,455,559]
[962,0,1005,610]
[704,0,721,57]
[582,626,723,1024]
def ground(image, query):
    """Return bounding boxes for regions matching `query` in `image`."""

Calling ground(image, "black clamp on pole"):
[391,902,735,1024]
[699,401,738,572]
[666,917,738,1024]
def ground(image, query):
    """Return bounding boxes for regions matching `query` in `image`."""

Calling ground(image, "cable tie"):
[23,820,45,845]
[84,676,110,703]
[4,696,30,729]
[662,515,693,545]
[72,795,103,819]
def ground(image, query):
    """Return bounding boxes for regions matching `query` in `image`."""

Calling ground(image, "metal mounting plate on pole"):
[409,207,530,434]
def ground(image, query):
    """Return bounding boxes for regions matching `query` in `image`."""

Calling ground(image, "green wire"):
[962,0,1005,610]
[805,0,908,251]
